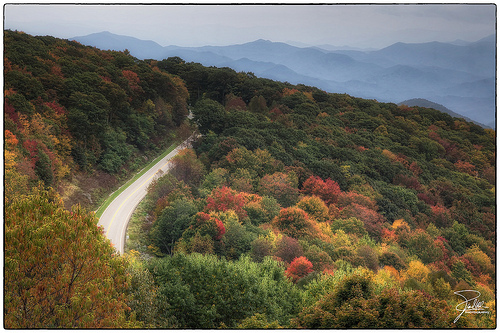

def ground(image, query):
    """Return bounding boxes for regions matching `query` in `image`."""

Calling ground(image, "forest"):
[4,30,496,328]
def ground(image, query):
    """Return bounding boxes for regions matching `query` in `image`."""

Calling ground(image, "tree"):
[258,172,300,208]
[125,252,169,327]
[151,199,198,255]
[4,187,131,328]
[286,256,313,283]
[248,95,268,115]
[296,195,329,222]
[330,217,367,238]
[169,148,206,188]
[250,237,273,262]
[339,203,385,240]
[272,207,319,240]
[192,98,227,134]
[147,253,302,328]
[34,147,54,187]
[273,235,304,263]
[292,274,451,328]
[304,245,334,272]
[216,210,254,260]
[337,191,377,210]
[301,175,341,205]
[406,229,443,264]
[205,186,248,220]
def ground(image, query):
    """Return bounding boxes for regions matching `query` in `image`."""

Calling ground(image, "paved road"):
[98,137,193,254]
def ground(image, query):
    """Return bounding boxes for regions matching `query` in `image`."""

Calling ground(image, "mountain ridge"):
[71,31,495,127]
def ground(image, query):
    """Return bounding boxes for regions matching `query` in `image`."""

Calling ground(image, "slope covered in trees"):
[3,31,191,328]
[4,30,191,208]
[124,56,495,328]
[3,31,496,328]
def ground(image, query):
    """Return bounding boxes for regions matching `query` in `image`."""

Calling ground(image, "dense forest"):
[4,30,496,328]
[4,30,191,209]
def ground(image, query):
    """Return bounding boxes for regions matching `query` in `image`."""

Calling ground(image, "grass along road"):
[97,135,194,254]
[95,142,178,218]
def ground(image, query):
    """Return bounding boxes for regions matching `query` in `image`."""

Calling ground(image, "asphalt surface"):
[98,137,193,254]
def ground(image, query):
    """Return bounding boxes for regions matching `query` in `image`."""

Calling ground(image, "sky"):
[3,3,496,49]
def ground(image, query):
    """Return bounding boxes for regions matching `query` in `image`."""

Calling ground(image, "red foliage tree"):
[225,94,247,111]
[44,101,67,115]
[340,203,385,240]
[454,160,476,176]
[192,212,226,241]
[258,172,299,207]
[205,186,248,220]
[122,69,142,92]
[301,175,341,205]
[393,174,422,191]
[285,256,313,283]
[429,205,453,228]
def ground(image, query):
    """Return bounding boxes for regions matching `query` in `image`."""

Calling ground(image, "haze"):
[4,4,496,49]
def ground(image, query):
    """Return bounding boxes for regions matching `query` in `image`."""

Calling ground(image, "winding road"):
[98,136,194,254]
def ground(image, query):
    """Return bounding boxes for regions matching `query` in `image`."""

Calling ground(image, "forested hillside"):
[4,31,496,328]
[4,30,190,208]
[129,56,496,328]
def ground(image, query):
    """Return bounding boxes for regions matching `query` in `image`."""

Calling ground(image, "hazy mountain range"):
[72,31,495,128]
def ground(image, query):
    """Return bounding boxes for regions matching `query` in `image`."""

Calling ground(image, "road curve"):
[98,136,194,254]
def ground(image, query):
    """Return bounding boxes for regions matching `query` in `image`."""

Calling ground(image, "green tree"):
[192,98,227,134]
[248,95,268,115]
[34,148,54,187]
[148,253,302,328]
[151,199,198,255]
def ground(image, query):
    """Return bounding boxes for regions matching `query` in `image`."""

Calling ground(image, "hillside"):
[131,57,495,328]
[72,31,495,127]
[4,31,496,329]
[4,30,191,209]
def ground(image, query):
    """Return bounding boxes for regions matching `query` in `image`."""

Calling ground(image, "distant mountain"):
[71,31,495,127]
[72,31,166,59]
[372,40,494,76]
[399,98,490,128]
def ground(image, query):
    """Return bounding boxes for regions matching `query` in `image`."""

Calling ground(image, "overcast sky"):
[4,3,496,49]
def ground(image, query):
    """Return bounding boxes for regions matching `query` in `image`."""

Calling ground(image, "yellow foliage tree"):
[405,260,430,283]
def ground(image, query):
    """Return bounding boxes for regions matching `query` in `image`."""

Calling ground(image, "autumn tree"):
[301,175,341,205]
[205,186,248,220]
[169,148,206,188]
[4,187,131,328]
[258,172,300,207]
[296,195,329,222]
[285,256,313,283]
[272,207,319,240]
[292,273,451,328]
[273,235,304,263]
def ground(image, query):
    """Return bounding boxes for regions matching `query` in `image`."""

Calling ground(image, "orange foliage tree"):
[272,207,320,240]
[4,188,131,328]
